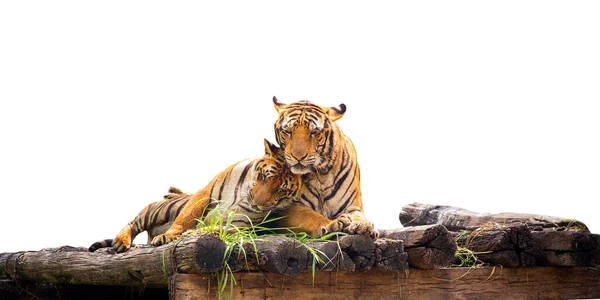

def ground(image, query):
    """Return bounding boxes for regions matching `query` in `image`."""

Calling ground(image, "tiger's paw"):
[346,220,379,239]
[319,214,352,236]
[112,237,132,253]
[151,234,178,247]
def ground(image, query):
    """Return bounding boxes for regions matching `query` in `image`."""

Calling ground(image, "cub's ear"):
[324,103,346,122]
[272,96,287,113]
[263,139,282,157]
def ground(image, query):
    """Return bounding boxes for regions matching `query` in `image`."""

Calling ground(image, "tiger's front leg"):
[276,204,352,237]
[151,196,210,246]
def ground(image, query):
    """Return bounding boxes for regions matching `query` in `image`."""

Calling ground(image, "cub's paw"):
[319,214,352,236]
[112,237,132,253]
[151,234,178,247]
[346,220,379,239]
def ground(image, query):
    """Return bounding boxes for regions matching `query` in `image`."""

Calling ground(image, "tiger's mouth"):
[256,203,285,211]
[285,153,317,173]
[290,163,312,175]
[256,205,273,210]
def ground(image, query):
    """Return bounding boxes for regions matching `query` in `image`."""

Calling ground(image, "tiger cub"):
[89,139,301,253]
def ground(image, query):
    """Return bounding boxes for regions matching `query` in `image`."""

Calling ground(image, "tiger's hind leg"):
[151,195,211,246]
[112,221,140,253]
[113,188,193,252]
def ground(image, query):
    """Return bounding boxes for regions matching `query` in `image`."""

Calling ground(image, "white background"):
[1,1,599,253]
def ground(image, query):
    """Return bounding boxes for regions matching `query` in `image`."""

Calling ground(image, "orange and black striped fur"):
[271,97,378,238]
[89,139,301,253]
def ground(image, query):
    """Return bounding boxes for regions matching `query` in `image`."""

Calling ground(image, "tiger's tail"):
[88,186,190,252]
[88,239,113,252]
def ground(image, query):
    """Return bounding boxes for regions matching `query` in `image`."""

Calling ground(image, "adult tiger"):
[271,97,378,239]
[89,139,301,253]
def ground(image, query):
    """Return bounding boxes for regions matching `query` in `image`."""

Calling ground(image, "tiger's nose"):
[291,152,308,162]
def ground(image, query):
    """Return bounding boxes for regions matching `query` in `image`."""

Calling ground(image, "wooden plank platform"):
[174,267,600,300]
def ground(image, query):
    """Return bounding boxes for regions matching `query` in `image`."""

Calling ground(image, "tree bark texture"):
[0,233,224,287]
[400,202,589,232]
[379,225,457,269]
[455,224,539,267]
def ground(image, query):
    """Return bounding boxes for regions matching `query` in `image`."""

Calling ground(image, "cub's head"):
[247,139,301,211]
[272,96,346,174]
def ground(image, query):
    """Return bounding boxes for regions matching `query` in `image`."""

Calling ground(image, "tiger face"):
[272,97,346,174]
[247,139,301,210]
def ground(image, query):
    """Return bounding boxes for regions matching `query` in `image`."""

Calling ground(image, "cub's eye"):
[256,173,265,181]
[310,130,321,137]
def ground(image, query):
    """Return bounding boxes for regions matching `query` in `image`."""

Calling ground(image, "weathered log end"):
[193,233,227,272]
[252,236,308,276]
[307,241,355,271]
[226,243,266,272]
[458,224,539,267]
[403,247,447,269]
[532,231,600,267]
[374,239,408,270]
[380,225,457,269]
[337,235,376,269]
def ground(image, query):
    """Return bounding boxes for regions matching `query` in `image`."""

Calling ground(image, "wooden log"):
[379,225,457,269]
[532,231,599,251]
[337,235,376,269]
[540,251,599,268]
[374,239,408,271]
[0,233,406,290]
[400,202,590,232]
[0,233,313,286]
[306,237,407,272]
[532,231,600,267]
[227,238,356,273]
[306,241,355,271]
[237,236,307,276]
[0,233,224,287]
[458,224,539,267]
[223,242,265,272]
[173,267,600,300]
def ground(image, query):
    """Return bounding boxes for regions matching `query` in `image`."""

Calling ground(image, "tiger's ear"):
[273,96,287,113]
[263,139,282,157]
[324,103,346,122]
